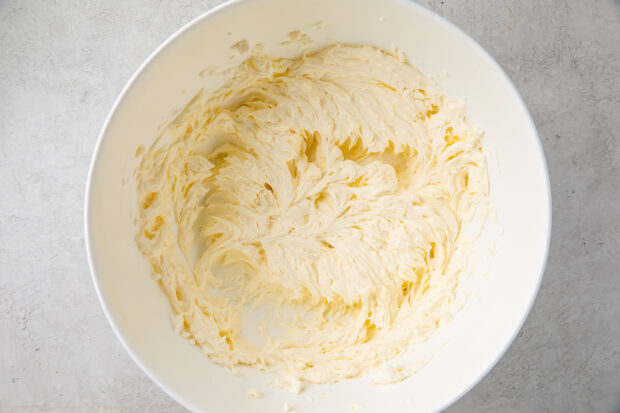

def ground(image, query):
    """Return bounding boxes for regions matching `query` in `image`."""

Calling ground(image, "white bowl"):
[85,0,551,411]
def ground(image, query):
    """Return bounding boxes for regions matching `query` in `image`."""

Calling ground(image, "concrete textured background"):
[0,0,618,412]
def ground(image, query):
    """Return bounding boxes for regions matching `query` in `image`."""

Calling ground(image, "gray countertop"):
[1,1,618,412]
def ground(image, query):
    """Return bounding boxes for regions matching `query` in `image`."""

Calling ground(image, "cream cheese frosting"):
[135,44,489,390]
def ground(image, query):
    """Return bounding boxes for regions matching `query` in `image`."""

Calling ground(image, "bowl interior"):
[85,0,550,411]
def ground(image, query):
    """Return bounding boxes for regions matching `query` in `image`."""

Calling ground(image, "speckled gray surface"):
[1,1,618,412]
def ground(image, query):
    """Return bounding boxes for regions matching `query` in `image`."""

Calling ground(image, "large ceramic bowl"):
[85,0,551,411]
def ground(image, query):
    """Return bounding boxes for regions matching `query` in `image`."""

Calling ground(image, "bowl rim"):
[84,0,552,411]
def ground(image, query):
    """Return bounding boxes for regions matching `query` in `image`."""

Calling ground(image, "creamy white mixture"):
[135,44,489,390]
